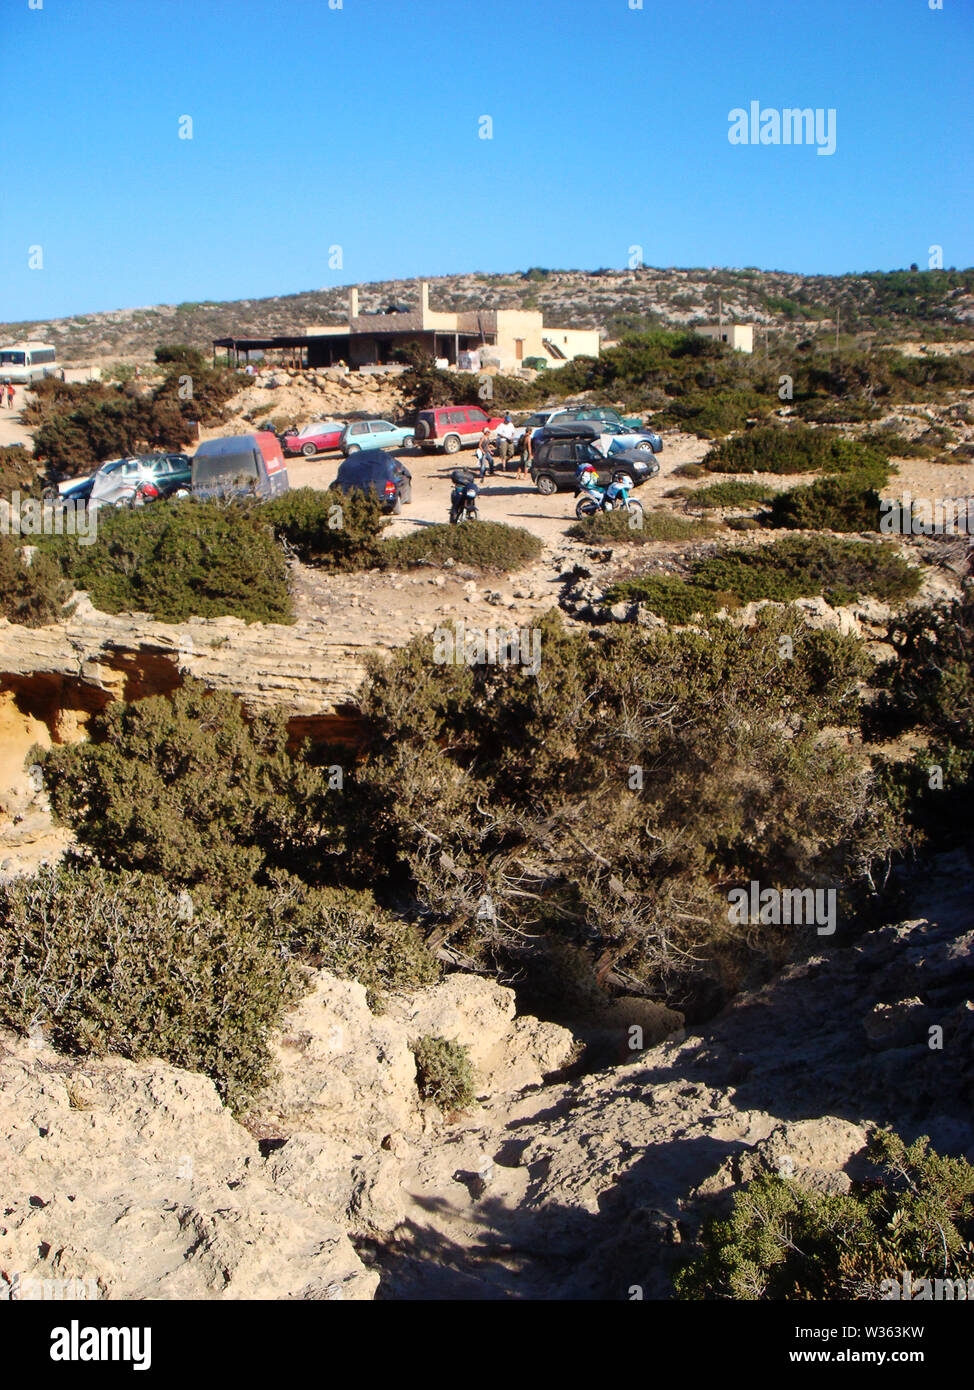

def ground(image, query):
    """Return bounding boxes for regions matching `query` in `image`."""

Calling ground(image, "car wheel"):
[401,435,415,450]
[535,474,557,496]
[346,443,360,454]
[301,442,316,457]
[443,434,461,455]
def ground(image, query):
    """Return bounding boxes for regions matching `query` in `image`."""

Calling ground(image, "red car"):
[281,420,345,457]
[413,405,505,454]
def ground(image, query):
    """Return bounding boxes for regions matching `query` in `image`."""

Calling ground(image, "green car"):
[341,419,415,454]
[552,406,644,431]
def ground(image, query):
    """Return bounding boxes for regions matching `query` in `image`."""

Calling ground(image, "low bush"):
[40,681,335,888]
[764,473,884,532]
[703,424,889,478]
[355,609,895,1014]
[25,378,195,477]
[0,865,297,1111]
[0,444,39,495]
[567,511,719,544]
[264,487,387,569]
[52,500,291,623]
[0,535,73,627]
[678,480,775,510]
[607,536,921,616]
[382,521,542,572]
[604,574,732,623]
[657,388,776,437]
[411,1035,476,1110]
[674,1129,974,1300]
[693,536,920,607]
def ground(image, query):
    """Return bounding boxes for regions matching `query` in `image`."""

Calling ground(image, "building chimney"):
[420,281,430,324]
[349,286,359,321]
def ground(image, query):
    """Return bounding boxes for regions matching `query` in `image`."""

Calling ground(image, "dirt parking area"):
[286,430,713,547]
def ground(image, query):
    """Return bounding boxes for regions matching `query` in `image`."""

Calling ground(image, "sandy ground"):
[0,385,31,452]
[286,430,713,547]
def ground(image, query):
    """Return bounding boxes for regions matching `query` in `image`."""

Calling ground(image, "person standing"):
[4,382,13,409]
[495,413,516,472]
[517,424,532,479]
[476,424,495,481]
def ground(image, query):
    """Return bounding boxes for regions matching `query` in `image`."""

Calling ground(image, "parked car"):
[329,448,412,514]
[192,432,289,500]
[530,424,660,495]
[597,421,664,454]
[413,405,503,454]
[341,419,415,454]
[281,421,345,457]
[550,405,645,431]
[52,453,192,510]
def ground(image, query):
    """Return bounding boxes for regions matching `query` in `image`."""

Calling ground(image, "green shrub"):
[675,1129,974,1300]
[692,536,921,607]
[703,424,889,477]
[26,378,195,477]
[356,609,896,1013]
[866,596,974,844]
[154,344,207,370]
[382,521,542,572]
[53,499,291,623]
[0,444,39,495]
[607,536,921,616]
[680,480,775,509]
[411,1035,476,1110]
[152,363,246,427]
[40,680,336,888]
[264,487,388,569]
[657,388,776,437]
[0,865,298,1110]
[0,536,73,626]
[671,462,706,479]
[764,473,884,531]
[567,510,719,544]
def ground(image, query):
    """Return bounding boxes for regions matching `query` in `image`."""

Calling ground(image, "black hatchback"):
[530,423,660,496]
[329,448,412,514]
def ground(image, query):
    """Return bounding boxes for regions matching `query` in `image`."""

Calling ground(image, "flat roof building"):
[694,322,754,353]
[213,282,600,373]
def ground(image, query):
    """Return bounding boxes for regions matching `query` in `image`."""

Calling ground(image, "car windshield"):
[194,451,258,484]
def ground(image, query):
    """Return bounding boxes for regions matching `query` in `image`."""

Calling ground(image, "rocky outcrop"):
[1,856,970,1302]
[0,1033,377,1301]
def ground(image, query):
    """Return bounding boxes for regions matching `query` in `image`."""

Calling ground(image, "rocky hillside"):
[1,851,969,1302]
[4,267,973,365]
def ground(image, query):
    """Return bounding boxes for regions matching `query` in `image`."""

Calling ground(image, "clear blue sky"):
[1,0,971,321]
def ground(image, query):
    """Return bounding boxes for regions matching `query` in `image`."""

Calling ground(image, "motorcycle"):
[574,468,644,521]
[449,468,480,524]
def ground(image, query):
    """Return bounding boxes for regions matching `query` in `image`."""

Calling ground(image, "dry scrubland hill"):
[3,266,974,363]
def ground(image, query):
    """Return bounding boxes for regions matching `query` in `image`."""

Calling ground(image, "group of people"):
[475,412,533,481]
[1,382,15,408]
